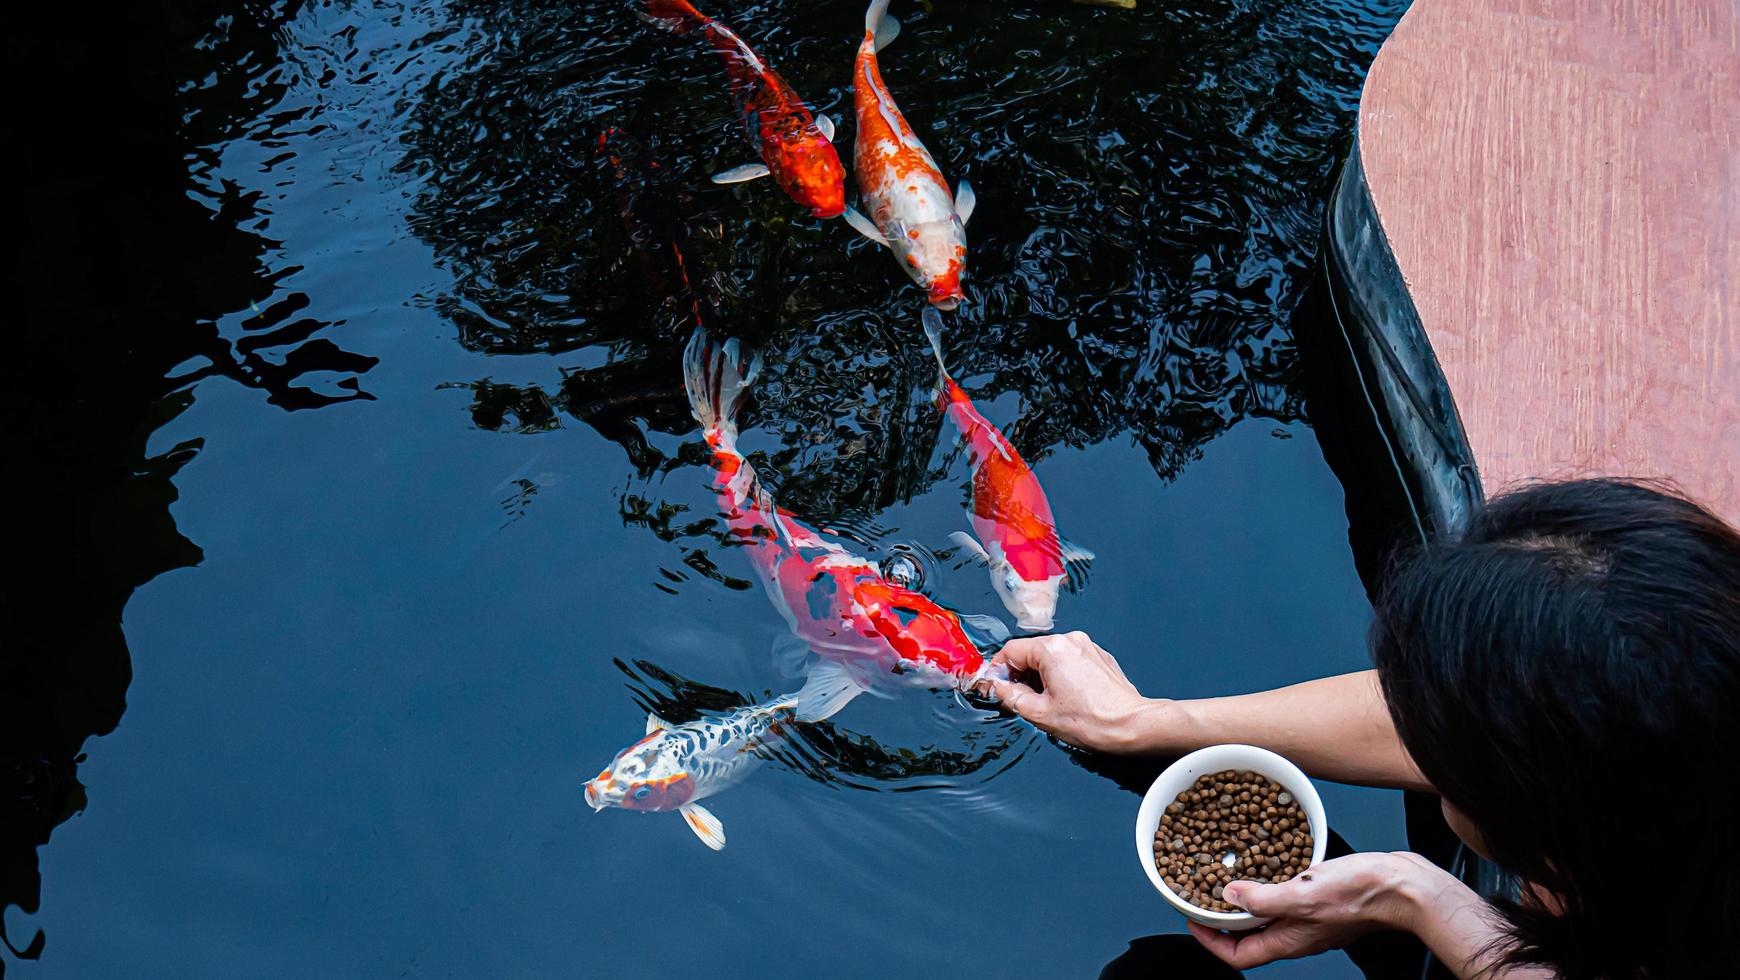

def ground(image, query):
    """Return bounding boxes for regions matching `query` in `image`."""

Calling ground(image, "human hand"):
[979,632,1159,753]
[1185,852,1446,969]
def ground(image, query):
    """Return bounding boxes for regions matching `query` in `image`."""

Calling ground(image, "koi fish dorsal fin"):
[679,803,726,851]
[645,712,671,735]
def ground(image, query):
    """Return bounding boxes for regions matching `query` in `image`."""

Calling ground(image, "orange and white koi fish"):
[842,0,975,309]
[923,309,1091,631]
[640,0,847,218]
[585,695,798,850]
[683,329,1008,719]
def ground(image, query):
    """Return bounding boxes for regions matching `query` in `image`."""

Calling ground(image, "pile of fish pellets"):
[1152,769,1315,913]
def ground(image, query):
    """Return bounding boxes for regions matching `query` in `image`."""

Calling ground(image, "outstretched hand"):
[1185,852,1437,969]
[979,632,1158,753]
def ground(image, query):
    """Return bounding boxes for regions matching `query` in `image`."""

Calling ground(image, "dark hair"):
[1372,479,1740,979]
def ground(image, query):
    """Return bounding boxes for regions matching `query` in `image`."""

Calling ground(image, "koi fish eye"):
[1002,569,1022,592]
[633,786,652,801]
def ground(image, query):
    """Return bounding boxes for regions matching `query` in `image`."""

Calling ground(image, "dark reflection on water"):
[7,0,1408,975]
[404,0,1400,495]
[6,0,377,972]
[396,0,1403,805]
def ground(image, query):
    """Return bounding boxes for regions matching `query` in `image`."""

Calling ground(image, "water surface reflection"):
[6,0,377,970]
[8,0,1408,975]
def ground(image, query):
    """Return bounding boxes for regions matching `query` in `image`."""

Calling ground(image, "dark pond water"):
[8,0,1410,975]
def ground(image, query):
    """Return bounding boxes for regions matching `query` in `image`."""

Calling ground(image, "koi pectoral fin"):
[712,163,771,184]
[841,206,890,246]
[815,113,836,142]
[873,13,901,53]
[1061,538,1096,594]
[949,530,992,566]
[680,803,726,851]
[955,179,976,225]
[960,613,1012,645]
[794,660,867,722]
[770,634,812,678]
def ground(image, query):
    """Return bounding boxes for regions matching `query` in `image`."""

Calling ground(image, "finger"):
[1222,880,1300,918]
[990,636,1049,672]
[1217,926,1308,970]
[1189,920,1301,971]
[988,678,1049,724]
[1185,921,1239,964]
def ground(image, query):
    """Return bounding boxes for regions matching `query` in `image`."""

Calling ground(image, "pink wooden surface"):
[1358,0,1739,522]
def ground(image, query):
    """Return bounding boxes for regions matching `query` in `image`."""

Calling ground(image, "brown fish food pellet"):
[1152,769,1315,914]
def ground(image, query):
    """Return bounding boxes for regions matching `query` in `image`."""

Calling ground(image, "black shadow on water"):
[5,1,378,971]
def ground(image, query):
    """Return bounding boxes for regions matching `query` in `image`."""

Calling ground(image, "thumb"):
[988,677,1047,722]
[1222,880,1295,917]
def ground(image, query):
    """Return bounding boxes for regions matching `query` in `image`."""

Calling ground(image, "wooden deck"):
[1355,0,1739,523]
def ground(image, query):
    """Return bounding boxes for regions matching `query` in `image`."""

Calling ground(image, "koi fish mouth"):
[927,288,963,311]
[926,270,965,310]
[584,779,608,811]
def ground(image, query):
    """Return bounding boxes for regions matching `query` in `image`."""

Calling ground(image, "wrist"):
[1109,697,1187,754]
[1380,854,1467,933]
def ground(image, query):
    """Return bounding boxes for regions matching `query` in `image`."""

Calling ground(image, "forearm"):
[1120,670,1432,791]
[1399,865,1552,980]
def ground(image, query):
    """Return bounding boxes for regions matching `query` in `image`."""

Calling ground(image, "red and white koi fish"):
[585,694,798,851]
[683,330,1007,718]
[922,308,1092,631]
[640,0,847,218]
[842,0,975,310]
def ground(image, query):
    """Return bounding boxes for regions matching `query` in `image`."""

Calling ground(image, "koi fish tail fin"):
[682,328,761,452]
[640,0,705,33]
[863,0,900,51]
[920,306,950,378]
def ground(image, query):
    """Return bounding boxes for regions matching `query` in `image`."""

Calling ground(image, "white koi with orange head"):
[922,309,1093,631]
[585,696,799,851]
[843,0,976,310]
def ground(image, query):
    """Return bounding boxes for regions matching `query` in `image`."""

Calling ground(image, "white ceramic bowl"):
[1135,744,1329,931]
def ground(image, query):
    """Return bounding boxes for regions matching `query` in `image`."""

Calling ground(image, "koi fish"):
[922,308,1092,631]
[842,0,975,310]
[683,329,1007,718]
[585,695,797,850]
[640,0,847,219]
